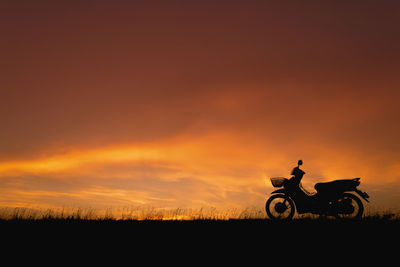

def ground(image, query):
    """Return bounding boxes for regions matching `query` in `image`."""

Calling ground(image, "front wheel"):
[266,194,295,220]
[333,193,364,220]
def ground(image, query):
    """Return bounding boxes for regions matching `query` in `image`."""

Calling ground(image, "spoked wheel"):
[265,194,295,220]
[334,193,364,220]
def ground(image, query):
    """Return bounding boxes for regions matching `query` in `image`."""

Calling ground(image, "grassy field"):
[2,206,399,238]
[2,207,398,259]
[2,212,399,254]
[1,205,398,220]
[0,206,270,221]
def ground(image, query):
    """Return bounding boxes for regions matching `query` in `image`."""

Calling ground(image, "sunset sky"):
[1,0,399,213]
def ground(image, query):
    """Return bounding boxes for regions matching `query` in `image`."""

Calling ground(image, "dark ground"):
[2,218,398,263]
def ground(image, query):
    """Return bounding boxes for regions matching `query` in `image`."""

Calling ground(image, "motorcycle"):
[265,176,370,220]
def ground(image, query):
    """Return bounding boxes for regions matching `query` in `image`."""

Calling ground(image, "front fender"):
[271,188,286,194]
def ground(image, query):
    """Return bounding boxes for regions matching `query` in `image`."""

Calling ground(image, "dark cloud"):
[1,1,399,157]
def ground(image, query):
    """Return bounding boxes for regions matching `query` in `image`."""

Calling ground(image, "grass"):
[1,206,399,225]
[0,206,270,221]
[2,206,399,254]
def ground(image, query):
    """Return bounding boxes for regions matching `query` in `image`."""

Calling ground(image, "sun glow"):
[0,132,269,176]
[0,146,163,175]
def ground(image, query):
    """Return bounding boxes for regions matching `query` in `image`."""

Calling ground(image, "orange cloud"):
[0,131,399,211]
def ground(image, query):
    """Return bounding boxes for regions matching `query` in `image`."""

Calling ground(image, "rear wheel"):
[266,194,295,220]
[333,193,364,220]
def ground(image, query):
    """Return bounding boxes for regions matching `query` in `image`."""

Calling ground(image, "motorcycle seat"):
[314,181,337,191]
[314,178,360,192]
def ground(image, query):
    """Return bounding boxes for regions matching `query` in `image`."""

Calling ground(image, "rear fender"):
[271,188,286,194]
[354,189,370,202]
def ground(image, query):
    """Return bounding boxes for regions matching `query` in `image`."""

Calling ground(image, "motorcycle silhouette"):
[266,161,370,220]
